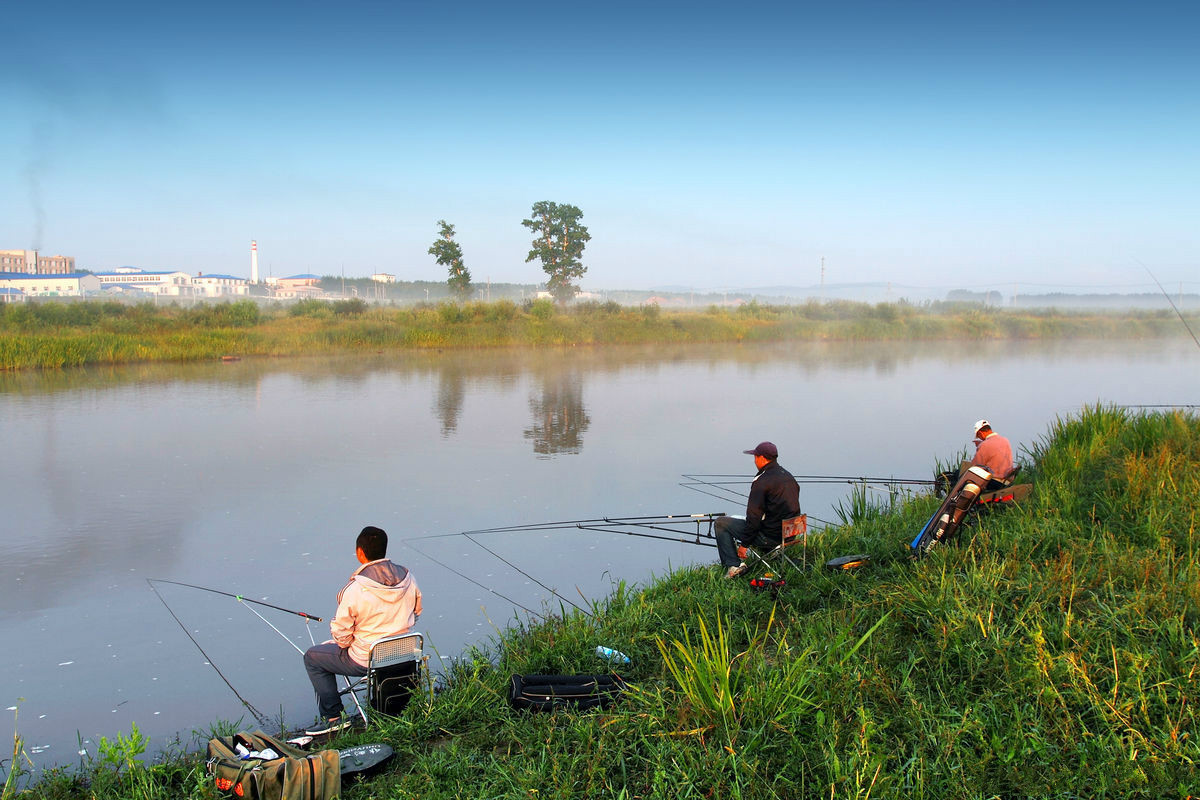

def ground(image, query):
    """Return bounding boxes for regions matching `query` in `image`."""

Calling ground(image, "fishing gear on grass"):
[508,674,628,713]
[909,464,1032,557]
[826,554,871,572]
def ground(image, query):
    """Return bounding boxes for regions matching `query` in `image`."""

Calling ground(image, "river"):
[1,338,1195,770]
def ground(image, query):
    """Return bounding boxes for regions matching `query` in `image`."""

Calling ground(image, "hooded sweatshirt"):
[329,558,423,667]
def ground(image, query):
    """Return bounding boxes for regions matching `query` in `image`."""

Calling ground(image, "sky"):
[2,0,1197,294]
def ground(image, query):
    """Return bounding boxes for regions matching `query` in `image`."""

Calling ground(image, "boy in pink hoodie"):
[302,526,422,735]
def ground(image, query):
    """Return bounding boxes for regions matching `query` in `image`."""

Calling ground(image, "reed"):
[1,299,1194,370]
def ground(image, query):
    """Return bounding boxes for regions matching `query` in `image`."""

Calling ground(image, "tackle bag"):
[508,673,627,713]
[206,731,341,800]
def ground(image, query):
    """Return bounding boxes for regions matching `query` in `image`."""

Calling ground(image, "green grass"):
[7,406,1199,798]
[0,299,1195,370]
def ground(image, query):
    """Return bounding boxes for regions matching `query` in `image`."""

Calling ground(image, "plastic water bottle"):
[595,646,630,665]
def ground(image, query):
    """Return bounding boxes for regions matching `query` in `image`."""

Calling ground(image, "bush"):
[288,298,332,318]
[483,300,519,322]
[438,303,466,324]
[193,300,261,327]
[527,299,555,321]
[331,298,368,316]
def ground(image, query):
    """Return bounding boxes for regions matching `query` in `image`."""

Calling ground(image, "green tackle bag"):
[206,731,341,800]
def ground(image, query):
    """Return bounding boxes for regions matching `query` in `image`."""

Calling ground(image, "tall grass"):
[1,299,1193,370]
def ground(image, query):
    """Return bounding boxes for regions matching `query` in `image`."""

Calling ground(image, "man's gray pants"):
[304,642,368,719]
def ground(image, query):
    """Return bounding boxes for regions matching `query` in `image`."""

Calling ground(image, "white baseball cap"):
[973,419,990,435]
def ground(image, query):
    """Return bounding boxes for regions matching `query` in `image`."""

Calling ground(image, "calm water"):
[1,339,1196,768]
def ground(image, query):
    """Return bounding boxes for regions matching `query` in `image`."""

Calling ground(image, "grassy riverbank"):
[9,406,1197,798]
[0,298,1193,369]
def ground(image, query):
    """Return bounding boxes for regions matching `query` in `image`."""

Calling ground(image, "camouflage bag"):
[206,731,340,800]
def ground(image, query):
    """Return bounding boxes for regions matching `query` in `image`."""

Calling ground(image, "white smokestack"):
[251,240,259,284]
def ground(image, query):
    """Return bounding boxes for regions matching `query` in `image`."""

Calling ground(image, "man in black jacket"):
[715,441,801,578]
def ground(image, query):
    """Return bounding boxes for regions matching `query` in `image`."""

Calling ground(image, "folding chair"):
[341,631,424,726]
[742,514,808,573]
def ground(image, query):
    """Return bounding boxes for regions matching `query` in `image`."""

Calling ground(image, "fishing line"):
[463,534,593,617]
[1120,404,1199,409]
[599,517,721,542]
[678,479,849,528]
[1139,261,1200,352]
[404,539,545,620]
[146,578,323,621]
[453,513,729,537]
[453,514,728,548]
[238,600,306,655]
[574,523,718,547]
[146,579,269,727]
[678,481,749,504]
[682,473,935,485]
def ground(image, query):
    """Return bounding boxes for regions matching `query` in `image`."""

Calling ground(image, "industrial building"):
[93,269,248,297]
[0,250,76,274]
[191,273,250,297]
[0,273,101,297]
[94,269,194,295]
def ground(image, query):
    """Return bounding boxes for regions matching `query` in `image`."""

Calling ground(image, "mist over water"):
[1,339,1195,769]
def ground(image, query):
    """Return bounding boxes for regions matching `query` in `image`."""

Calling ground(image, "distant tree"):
[428,220,471,300]
[521,201,590,305]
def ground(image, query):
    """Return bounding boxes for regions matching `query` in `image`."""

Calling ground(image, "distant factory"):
[0,242,330,303]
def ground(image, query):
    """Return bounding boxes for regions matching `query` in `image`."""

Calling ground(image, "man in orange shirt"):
[970,419,1013,485]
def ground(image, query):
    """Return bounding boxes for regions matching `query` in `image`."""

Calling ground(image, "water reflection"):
[0,507,184,619]
[523,372,591,457]
[1,338,1178,400]
[434,365,467,436]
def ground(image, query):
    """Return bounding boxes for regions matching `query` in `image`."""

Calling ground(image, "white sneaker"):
[304,717,351,736]
[725,563,748,579]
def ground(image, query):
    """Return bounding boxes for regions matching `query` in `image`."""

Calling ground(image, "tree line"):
[429,201,590,305]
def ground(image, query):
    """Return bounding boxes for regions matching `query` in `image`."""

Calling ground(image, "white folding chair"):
[341,631,424,726]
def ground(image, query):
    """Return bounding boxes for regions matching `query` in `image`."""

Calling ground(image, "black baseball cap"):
[743,441,778,458]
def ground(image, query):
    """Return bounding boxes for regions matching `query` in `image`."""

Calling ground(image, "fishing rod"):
[1120,404,1199,409]
[446,513,732,549]
[682,473,936,485]
[451,512,730,538]
[463,534,594,618]
[573,520,718,548]
[1139,261,1200,352]
[146,578,323,621]
[146,579,270,727]
[404,538,546,620]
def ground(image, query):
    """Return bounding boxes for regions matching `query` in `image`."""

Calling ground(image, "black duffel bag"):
[508,674,627,712]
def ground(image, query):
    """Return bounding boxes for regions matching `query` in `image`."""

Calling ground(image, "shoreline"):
[1,298,1195,370]
[9,405,1198,798]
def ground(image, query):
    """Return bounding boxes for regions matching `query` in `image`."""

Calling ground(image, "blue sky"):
[2,0,1197,293]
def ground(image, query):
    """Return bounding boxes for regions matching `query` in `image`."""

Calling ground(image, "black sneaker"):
[304,717,351,736]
